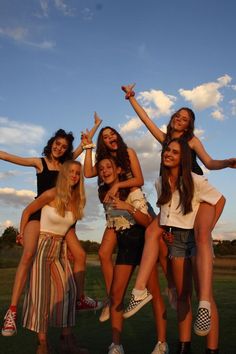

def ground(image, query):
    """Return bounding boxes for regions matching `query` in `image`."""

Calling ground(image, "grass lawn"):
[0,258,236,354]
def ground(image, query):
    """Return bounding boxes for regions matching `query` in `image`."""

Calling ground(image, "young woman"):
[20,160,88,354]
[156,139,224,354]
[1,117,102,337]
[121,84,235,336]
[97,157,168,354]
[82,116,144,321]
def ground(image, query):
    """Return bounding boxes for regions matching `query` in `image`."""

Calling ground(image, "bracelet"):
[82,143,96,150]
[130,207,137,215]
[125,91,135,100]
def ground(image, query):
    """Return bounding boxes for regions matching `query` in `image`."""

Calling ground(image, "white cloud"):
[27,40,56,50]
[230,99,236,116]
[0,117,45,147]
[119,116,143,134]
[39,0,49,17]
[211,109,224,121]
[0,27,28,41]
[54,0,75,16]
[179,74,232,111]
[81,8,94,21]
[194,128,205,139]
[138,90,176,118]
[0,170,21,180]
[0,188,36,207]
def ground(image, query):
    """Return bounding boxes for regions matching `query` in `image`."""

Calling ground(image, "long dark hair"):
[97,156,130,203]
[96,126,131,175]
[158,138,194,214]
[43,129,74,163]
[165,107,195,144]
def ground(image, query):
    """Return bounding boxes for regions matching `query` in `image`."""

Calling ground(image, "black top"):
[36,158,59,196]
[191,149,203,175]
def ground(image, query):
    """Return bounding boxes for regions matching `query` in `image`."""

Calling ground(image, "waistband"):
[163,226,193,233]
[39,232,64,239]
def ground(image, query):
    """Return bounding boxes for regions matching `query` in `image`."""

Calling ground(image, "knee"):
[98,247,113,263]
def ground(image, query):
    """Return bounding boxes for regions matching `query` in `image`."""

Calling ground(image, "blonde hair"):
[55,160,86,220]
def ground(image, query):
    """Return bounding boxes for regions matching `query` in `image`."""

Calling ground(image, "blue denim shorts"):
[163,227,196,258]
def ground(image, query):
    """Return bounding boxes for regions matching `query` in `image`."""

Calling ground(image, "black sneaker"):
[194,307,211,336]
[123,290,152,319]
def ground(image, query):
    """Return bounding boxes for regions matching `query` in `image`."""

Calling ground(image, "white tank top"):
[40,205,75,236]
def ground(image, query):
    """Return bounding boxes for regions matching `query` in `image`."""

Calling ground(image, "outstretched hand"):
[121,83,136,94]
[81,129,91,145]
[94,111,102,126]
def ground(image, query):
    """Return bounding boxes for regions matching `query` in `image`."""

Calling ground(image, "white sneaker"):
[99,303,110,322]
[108,343,124,354]
[123,289,152,319]
[151,341,169,354]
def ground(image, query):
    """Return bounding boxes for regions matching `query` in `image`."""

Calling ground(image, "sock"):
[9,305,17,313]
[199,300,211,314]
[132,288,147,300]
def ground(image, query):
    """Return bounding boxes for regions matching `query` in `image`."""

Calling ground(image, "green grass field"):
[0,259,236,354]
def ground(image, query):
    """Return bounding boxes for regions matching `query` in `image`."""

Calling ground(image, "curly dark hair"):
[164,107,195,145]
[96,127,131,175]
[42,129,74,163]
[97,156,130,203]
[158,138,194,215]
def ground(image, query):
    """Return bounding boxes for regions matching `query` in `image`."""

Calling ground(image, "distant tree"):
[0,226,18,248]
[214,240,236,256]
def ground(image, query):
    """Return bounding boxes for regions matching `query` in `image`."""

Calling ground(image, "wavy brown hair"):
[97,156,130,203]
[55,160,86,220]
[96,126,131,174]
[158,138,194,215]
[43,129,74,163]
[164,107,195,145]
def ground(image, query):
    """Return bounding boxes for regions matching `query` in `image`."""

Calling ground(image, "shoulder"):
[127,147,137,156]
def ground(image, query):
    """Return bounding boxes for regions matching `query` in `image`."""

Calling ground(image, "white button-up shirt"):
[155,173,222,229]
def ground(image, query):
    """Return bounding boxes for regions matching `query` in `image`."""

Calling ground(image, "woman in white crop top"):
[19,160,88,354]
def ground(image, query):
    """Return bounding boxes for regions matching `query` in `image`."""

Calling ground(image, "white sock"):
[199,300,211,314]
[132,288,147,300]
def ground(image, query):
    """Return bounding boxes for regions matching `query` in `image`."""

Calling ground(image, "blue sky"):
[0,0,236,242]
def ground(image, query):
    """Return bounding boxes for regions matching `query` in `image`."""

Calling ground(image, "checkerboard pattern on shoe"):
[123,290,153,319]
[194,307,211,336]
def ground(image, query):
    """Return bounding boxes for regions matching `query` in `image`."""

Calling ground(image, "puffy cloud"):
[230,99,236,116]
[211,109,224,121]
[39,0,49,17]
[138,90,176,118]
[0,188,36,207]
[119,116,143,134]
[0,117,45,147]
[54,0,75,16]
[179,74,232,111]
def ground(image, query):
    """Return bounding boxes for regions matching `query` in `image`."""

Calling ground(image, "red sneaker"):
[76,295,103,312]
[1,309,17,336]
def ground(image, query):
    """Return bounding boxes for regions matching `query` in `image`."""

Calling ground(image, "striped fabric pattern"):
[22,233,76,333]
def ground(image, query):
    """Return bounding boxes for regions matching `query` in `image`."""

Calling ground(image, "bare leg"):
[98,227,117,295]
[171,257,193,342]
[147,265,167,343]
[110,265,134,345]
[65,228,86,299]
[11,220,40,306]
[134,216,164,290]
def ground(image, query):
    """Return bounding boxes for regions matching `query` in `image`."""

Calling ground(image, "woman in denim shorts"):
[97,156,168,354]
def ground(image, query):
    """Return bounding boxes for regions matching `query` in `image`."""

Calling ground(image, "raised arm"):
[73,112,102,159]
[19,188,56,236]
[190,136,236,170]
[0,151,42,170]
[122,84,166,143]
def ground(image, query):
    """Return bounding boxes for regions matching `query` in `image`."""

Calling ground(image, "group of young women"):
[1,84,235,354]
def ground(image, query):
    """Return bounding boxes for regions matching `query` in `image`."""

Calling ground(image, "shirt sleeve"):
[129,189,149,214]
[194,174,222,205]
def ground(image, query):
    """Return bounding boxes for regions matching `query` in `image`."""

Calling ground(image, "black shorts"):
[116,224,145,266]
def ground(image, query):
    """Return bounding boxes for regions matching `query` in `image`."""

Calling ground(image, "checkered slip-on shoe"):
[123,290,153,319]
[194,307,211,336]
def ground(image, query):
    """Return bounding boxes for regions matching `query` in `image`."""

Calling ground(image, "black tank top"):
[36,158,59,196]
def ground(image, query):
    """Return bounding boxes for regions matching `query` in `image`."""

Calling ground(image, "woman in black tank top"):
[1,116,102,337]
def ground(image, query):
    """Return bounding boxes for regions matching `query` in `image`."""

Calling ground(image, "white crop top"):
[40,205,75,236]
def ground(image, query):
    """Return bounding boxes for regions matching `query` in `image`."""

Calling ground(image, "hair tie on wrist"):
[125,91,135,100]
[82,143,96,150]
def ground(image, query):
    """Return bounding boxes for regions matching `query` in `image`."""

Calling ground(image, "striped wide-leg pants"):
[22,233,76,333]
